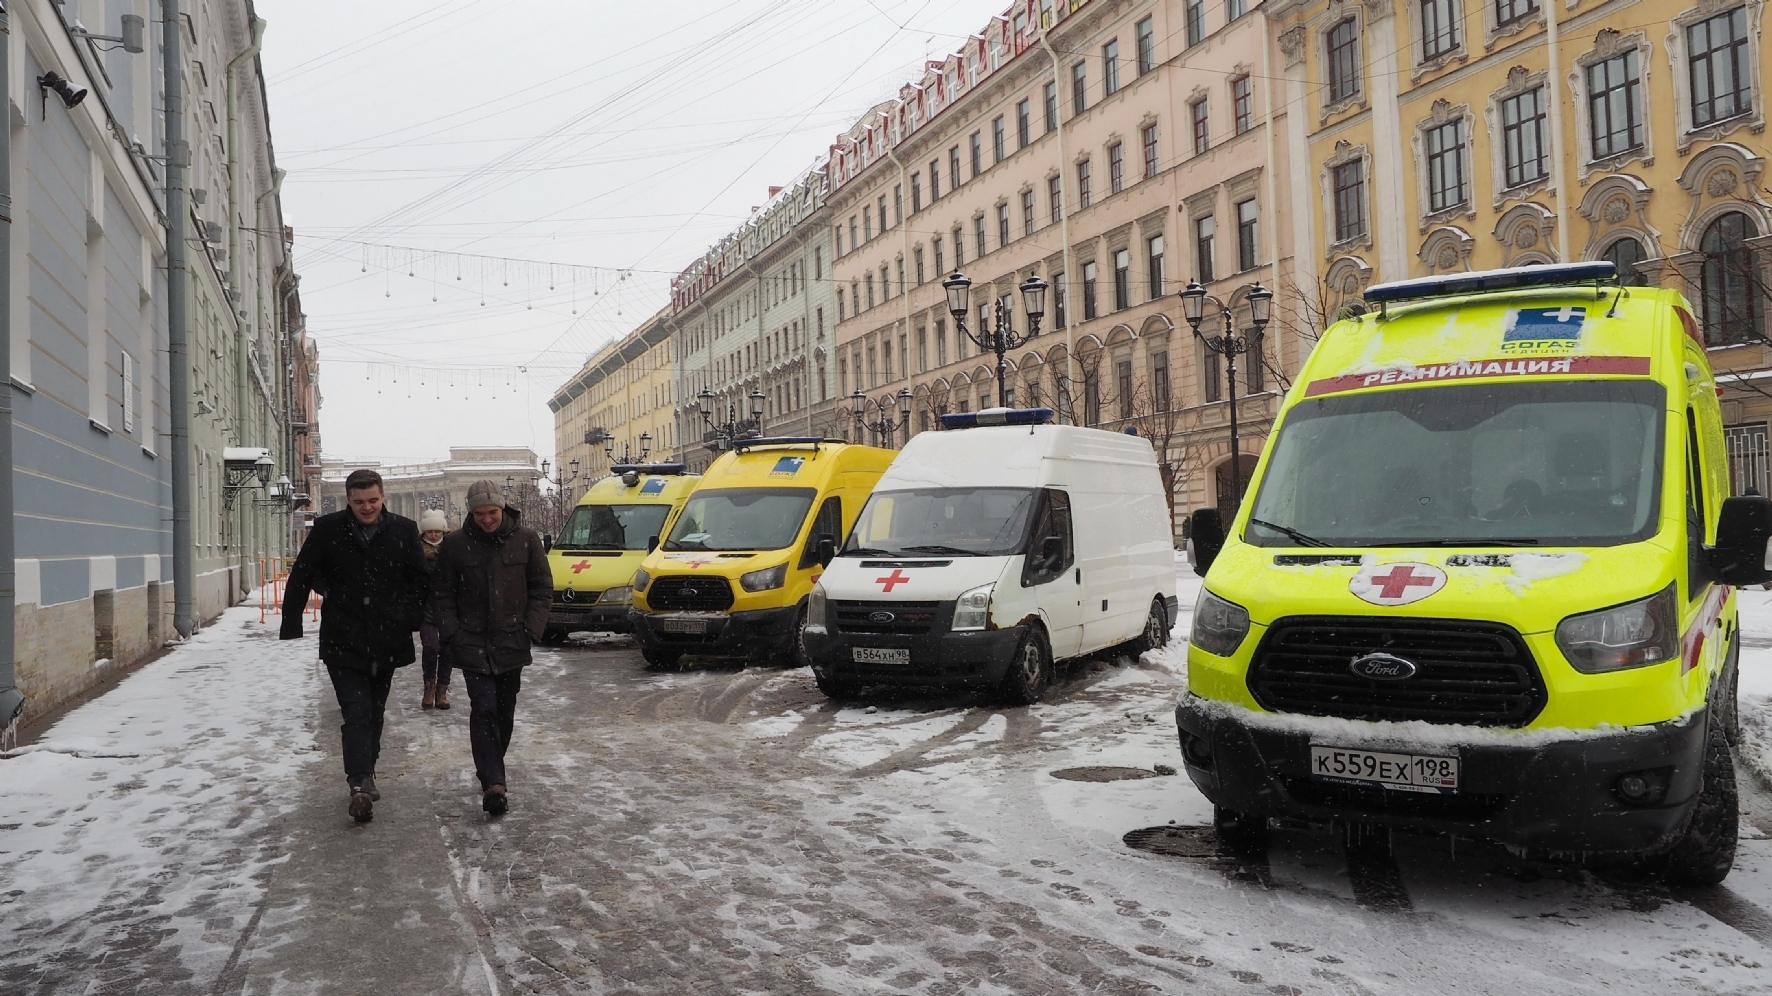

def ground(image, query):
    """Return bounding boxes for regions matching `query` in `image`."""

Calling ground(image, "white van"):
[802,408,1178,704]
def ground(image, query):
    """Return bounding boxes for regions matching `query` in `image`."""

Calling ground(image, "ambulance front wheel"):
[1653,717,1738,887]
[1213,804,1267,854]
[813,668,862,700]
[641,647,683,671]
[998,627,1052,706]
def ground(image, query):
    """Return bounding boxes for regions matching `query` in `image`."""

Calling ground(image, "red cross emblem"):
[875,569,910,592]
[1349,562,1446,605]
[570,560,593,574]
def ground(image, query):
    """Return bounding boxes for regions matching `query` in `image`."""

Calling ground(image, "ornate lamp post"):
[603,433,651,465]
[688,387,767,449]
[1179,281,1273,512]
[539,458,581,535]
[849,387,914,446]
[943,272,1048,408]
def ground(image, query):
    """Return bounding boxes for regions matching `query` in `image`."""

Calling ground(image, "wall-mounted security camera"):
[37,71,87,112]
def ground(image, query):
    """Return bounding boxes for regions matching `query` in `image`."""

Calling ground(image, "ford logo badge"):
[868,611,895,624]
[1350,652,1418,680]
[682,588,698,597]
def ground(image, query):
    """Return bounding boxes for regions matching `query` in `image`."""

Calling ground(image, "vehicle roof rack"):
[1363,261,1617,305]
[939,407,1056,429]
[609,463,688,476]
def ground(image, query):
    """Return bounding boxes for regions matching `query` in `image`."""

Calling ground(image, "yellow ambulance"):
[628,437,897,669]
[1179,262,1766,885]
[543,463,697,641]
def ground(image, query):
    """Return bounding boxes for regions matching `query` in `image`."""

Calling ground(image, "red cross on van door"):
[1349,562,1446,606]
[875,569,910,592]
[570,560,593,574]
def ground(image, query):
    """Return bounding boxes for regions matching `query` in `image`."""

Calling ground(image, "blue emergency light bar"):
[609,463,687,476]
[939,407,1056,430]
[729,436,828,451]
[1363,261,1617,304]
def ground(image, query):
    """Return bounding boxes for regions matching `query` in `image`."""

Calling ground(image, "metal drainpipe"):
[0,6,23,739]
[167,0,196,638]
[256,170,285,554]
[1544,4,1570,262]
[1260,17,1283,375]
[227,17,265,597]
[1038,28,1075,424]
[886,147,912,441]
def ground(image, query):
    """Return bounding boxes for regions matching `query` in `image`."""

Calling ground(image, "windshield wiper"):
[1247,517,1331,548]
[1368,538,1541,547]
[842,546,897,557]
[900,544,979,557]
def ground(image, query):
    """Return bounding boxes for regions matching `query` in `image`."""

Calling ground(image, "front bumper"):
[1174,693,1708,858]
[629,604,799,661]
[548,602,631,633]
[804,621,1024,689]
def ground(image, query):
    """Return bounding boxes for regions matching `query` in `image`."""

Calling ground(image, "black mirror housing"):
[815,535,837,567]
[646,535,659,553]
[1188,507,1225,578]
[1708,495,1772,586]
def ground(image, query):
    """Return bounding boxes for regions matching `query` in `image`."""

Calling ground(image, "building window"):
[1232,76,1253,135]
[911,173,923,213]
[1701,211,1763,345]
[1109,142,1125,193]
[1016,99,1031,148]
[1588,50,1643,159]
[1103,40,1121,96]
[1601,236,1649,287]
[1113,248,1132,310]
[1186,0,1206,46]
[1142,124,1159,179]
[1190,98,1210,155]
[1689,7,1752,128]
[949,146,961,191]
[1044,81,1059,132]
[1495,0,1539,27]
[992,115,1006,162]
[1236,199,1258,272]
[1049,174,1064,221]
[914,247,926,285]
[917,327,928,372]
[1082,260,1099,320]
[1327,19,1361,103]
[1227,0,1248,17]
[1053,272,1067,328]
[936,319,948,366]
[1147,234,1165,299]
[929,160,941,200]
[1420,0,1460,61]
[1022,189,1037,236]
[1246,340,1265,392]
[1333,159,1366,242]
[1202,345,1221,402]
[1152,348,1170,410]
[837,289,846,320]
[953,226,964,266]
[933,235,945,274]
[865,274,875,309]
[1425,118,1468,212]
[970,131,983,176]
[863,207,872,242]
[1501,86,1547,188]
[1117,360,1135,419]
[975,216,987,259]
[1078,159,1092,208]
[1136,16,1155,75]
[1083,368,1101,424]
[998,204,1011,248]
[894,186,903,224]
[1072,60,1088,114]
[1195,215,1216,283]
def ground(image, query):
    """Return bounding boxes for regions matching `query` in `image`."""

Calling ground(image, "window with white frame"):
[1236,199,1258,272]
[1425,118,1469,211]
[1186,0,1206,45]
[1232,76,1253,134]
[1191,98,1210,154]
[1136,16,1155,75]
[1420,0,1460,61]
[1022,189,1037,236]
[1689,7,1753,127]
[1109,141,1125,193]
[1501,86,1548,188]
[1142,124,1159,179]
[1195,215,1216,283]
[1495,0,1538,25]
[1103,39,1121,95]
[1332,159,1367,243]
[1049,174,1063,221]
[1588,49,1644,159]
[1147,234,1165,299]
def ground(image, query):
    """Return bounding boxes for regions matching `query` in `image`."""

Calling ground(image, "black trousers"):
[464,669,522,789]
[419,623,453,688]
[326,663,396,784]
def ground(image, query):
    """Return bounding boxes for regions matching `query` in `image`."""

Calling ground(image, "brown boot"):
[434,685,450,710]
[421,681,436,709]
[482,783,507,816]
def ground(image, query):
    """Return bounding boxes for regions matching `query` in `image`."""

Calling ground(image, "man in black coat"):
[281,468,430,823]
[432,479,551,816]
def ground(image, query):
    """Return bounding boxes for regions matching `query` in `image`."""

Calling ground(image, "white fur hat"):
[419,509,448,533]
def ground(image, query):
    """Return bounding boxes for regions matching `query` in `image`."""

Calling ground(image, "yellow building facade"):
[1272,0,1772,491]
[549,307,681,501]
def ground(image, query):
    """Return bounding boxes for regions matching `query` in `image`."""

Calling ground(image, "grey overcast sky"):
[257,0,1008,466]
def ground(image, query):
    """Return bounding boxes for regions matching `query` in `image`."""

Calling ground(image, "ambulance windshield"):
[842,488,1037,558]
[556,504,672,551]
[1246,380,1665,548]
[664,488,816,552]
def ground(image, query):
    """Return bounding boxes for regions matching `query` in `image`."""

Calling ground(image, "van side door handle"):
[1074,567,1081,584]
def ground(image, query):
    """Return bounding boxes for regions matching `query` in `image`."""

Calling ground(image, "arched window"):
[1700,211,1763,345]
[1600,236,1649,286]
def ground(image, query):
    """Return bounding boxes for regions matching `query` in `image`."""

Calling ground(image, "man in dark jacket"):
[281,468,430,823]
[432,479,551,816]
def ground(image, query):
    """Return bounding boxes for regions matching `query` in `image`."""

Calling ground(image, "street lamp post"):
[603,433,651,465]
[539,458,581,535]
[943,272,1048,408]
[1179,281,1273,514]
[688,387,767,450]
[849,388,914,447]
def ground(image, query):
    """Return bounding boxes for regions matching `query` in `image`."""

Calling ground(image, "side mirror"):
[1188,507,1225,578]
[646,535,659,553]
[1708,495,1772,586]
[814,535,836,567]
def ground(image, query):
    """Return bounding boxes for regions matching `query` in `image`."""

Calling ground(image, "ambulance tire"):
[791,602,813,669]
[998,627,1052,706]
[1213,804,1267,854]
[641,648,683,671]
[1721,639,1741,746]
[541,628,569,646]
[1655,718,1738,887]
[1132,598,1170,655]
[813,668,862,700]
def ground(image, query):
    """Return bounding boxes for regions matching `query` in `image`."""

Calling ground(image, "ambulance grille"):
[834,600,943,635]
[646,577,734,612]
[1247,616,1546,727]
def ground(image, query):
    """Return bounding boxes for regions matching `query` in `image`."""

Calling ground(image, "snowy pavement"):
[0,579,1768,994]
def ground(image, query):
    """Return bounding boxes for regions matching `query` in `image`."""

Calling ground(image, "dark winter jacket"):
[280,509,430,673]
[421,539,445,627]
[432,506,551,675]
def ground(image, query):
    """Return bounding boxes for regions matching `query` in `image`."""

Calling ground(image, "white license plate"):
[660,617,708,634]
[1310,745,1460,795]
[852,647,909,664]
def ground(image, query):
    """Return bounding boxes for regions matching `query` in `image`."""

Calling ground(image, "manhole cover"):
[1049,766,1159,783]
[1123,825,1222,858]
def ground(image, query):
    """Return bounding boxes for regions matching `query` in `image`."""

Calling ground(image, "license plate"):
[1310,745,1459,794]
[852,647,909,664]
[660,617,708,634]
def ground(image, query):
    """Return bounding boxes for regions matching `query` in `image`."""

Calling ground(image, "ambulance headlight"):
[952,583,995,631]
[806,582,828,635]
[740,563,788,592]
[631,568,651,593]
[598,586,632,605]
[1190,589,1250,657]
[1556,584,1679,673]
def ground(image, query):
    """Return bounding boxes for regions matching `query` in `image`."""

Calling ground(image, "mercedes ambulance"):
[627,437,897,669]
[802,408,1178,705]
[543,464,698,640]
[1178,262,1768,885]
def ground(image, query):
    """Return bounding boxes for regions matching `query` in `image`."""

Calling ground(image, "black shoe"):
[482,784,507,817]
[358,775,380,801]
[348,789,374,823]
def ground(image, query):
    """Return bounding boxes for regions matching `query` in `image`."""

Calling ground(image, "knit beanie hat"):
[419,509,448,533]
[465,479,502,512]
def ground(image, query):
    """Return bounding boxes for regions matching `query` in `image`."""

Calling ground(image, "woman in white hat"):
[418,508,453,709]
